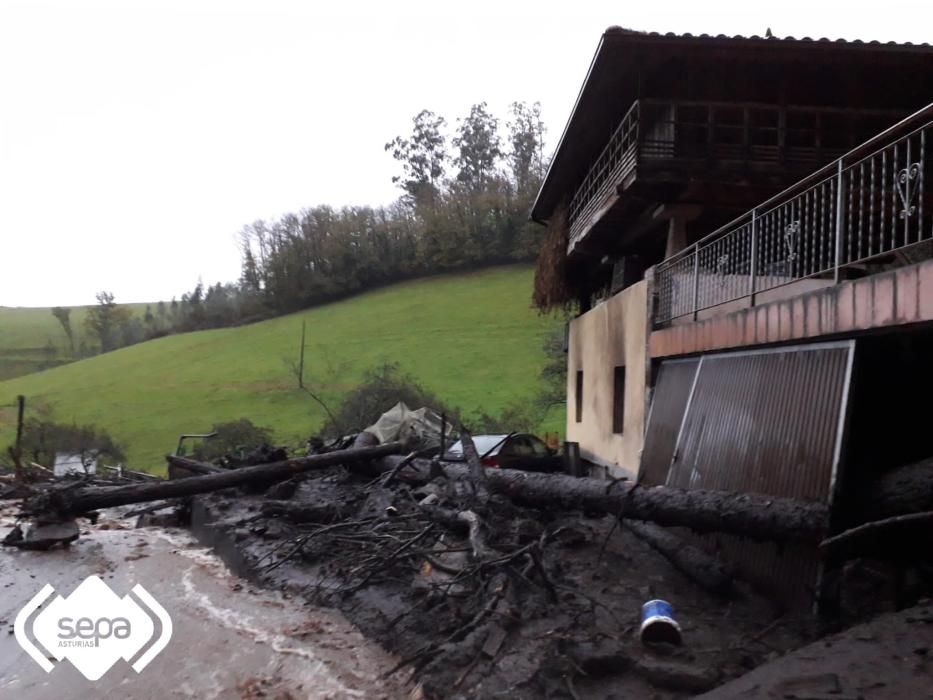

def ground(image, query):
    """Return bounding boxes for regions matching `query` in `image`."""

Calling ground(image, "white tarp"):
[363,402,454,449]
[53,452,97,477]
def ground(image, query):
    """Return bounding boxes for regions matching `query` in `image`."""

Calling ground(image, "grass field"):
[0,304,149,381]
[0,266,565,472]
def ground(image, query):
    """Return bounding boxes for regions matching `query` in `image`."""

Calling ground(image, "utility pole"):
[297,320,306,389]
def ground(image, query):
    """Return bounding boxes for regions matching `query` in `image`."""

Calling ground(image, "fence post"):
[834,158,845,284]
[749,209,758,307]
[13,395,25,482]
[692,248,700,321]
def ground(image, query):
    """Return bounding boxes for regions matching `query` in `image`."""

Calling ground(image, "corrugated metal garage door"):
[639,358,700,486]
[667,342,853,500]
[641,341,854,608]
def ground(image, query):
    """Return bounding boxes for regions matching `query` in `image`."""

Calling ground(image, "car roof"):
[447,434,511,455]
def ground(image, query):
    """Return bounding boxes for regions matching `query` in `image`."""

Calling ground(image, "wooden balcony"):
[652,103,933,328]
[567,99,905,251]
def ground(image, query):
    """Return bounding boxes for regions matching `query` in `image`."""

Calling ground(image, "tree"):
[506,101,547,197]
[320,362,456,438]
[385,110,448,210]
[240,245,262,293]
[83,291,131,353]
[51,306,75,356]
[453,102,501,192]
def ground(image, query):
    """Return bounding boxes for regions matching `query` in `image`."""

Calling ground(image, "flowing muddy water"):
[0,506,411,699]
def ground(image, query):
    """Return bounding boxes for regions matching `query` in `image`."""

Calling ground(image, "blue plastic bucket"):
[640,599,682,645]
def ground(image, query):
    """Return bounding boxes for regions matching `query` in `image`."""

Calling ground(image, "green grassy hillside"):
[0,266,564,472]
[0,304,148,381]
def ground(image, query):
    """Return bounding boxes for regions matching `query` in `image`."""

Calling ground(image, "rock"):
[634,657,720,693]
[564,639,632,676]
[15,519,80,550]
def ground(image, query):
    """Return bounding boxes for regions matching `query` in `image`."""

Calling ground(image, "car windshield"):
[446,435,509,457]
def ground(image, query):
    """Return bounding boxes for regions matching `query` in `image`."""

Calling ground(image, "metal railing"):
[567,99,903,249]
[653,103,933,327]
[567,100,640,243]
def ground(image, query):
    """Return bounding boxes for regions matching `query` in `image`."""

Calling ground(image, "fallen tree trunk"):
[626,521,734,596]
[22,442,407,517]
[167,456,225,478]
[372,456,829,543]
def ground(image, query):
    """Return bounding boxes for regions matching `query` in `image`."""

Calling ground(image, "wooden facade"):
[532,28,933,304]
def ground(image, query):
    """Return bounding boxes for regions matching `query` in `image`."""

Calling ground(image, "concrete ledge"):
[650,258,933,358]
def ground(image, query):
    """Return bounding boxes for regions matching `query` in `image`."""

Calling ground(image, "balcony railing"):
[567,101,640,243]
[567,99,905,249]
[653,103,933,327]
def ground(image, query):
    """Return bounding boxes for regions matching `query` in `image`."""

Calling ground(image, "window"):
[613,366,626,434]
[575,370,584,423]
[529,436,550,457]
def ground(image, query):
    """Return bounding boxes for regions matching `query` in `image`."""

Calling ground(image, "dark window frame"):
[575,370,584,423]
[613,366,626,434]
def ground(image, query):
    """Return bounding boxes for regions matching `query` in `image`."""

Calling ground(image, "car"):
[443,433,562,473]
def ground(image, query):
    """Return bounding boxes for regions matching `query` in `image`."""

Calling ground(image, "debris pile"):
[4,413,933,697]
[184,441,816,698]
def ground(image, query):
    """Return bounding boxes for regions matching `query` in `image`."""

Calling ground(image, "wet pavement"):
[0,506,411,699]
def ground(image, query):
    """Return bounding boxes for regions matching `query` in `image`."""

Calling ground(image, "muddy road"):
[0,506,410,699]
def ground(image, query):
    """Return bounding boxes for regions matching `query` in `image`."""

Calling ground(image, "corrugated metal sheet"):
[644,341,854,609]
[667,342,852,500]
[639,358,699,486]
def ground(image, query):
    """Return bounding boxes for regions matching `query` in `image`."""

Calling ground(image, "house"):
[532,27,933,607]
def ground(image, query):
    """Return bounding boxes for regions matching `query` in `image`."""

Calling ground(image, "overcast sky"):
[1,0,929,307]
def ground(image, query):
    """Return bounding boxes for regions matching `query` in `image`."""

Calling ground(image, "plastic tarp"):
[363,402,454,449]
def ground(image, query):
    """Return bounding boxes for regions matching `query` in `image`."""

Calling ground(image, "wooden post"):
[439,413,447,457]
[13,395,25,481]
[297,320,306,389]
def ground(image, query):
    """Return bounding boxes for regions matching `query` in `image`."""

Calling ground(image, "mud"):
[701,599,933,699]
[7,462,933,699]
[0,503,411,699]
[186,467,820,698]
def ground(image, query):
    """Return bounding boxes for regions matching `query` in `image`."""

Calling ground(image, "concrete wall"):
[566,281,648,477]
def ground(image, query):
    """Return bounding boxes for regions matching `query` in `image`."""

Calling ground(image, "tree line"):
[238,101,548,315]
[51,101,549,354]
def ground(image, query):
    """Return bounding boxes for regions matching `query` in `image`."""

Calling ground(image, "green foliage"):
[225,101,548,323]
[321,362,458,438]
[469,322,567,435]
[13,418,125,469]
[190,418,274,462]
[453,102,501,192]
[537,324,568,411]
[0,304,150,381]
[84,291,133,353]
[0,267,563,472]
[385,110,448,208]
[51,306,75,356]
[507,101,547,197]
[471,402,542,435]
